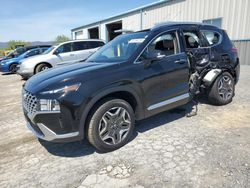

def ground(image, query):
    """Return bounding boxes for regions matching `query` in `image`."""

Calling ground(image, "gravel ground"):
[0,66,249,188]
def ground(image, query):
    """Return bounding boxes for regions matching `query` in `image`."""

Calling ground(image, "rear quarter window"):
[201,30,222,46]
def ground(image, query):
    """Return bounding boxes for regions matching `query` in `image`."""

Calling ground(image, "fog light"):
[39,99,60,111]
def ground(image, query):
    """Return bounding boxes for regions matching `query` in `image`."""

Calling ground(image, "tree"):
[7,40,29,50]
[55,35,70,44]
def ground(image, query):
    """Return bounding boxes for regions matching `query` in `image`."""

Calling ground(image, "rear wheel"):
[208,72,235,105]
[35,63,50,74]
[87,99,135,152]
[9,63,18,73]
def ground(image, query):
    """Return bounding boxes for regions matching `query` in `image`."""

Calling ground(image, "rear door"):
[72,41,90,60]
[181,27,210,69]
[135,30,190,116]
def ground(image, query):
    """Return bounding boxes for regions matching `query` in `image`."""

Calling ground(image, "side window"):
[183,30,202,49]
[26,49,40,57]
[41,48,48,53]
[138,31,179,61]
[56,43,72,53]
[72,42,88,51]
[201,30,221,46]
[88,41,105,49]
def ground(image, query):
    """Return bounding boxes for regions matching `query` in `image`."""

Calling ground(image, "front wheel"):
[208,72,235,105]
[87,99,135,152]
[9,63,18,73]
[35,63,50,74]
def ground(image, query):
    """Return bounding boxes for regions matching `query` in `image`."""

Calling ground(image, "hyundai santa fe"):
[22,22,240,152]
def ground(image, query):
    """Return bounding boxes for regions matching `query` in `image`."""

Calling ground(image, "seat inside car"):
[155,39,175,56]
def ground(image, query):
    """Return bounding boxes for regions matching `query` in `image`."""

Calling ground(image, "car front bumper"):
[22,87,83,142]
[0,64,9,72]
[16,65,34,78]
[24,108,82,142]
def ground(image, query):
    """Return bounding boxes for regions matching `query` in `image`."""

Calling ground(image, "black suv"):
[22,23,240,152]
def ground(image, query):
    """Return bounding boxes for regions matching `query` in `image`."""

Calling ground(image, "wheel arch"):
[203,68,235,88]
[34,62,52,74]
[79,86,144,138]
[8,62,18,72]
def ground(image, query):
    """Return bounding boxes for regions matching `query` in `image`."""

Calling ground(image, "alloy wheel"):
[41,66,49,71]
[218,75,234,101]
[98,107,131,145]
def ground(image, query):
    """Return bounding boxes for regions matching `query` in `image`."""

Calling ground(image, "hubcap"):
[41,66,49,71]
[218,75,233,101]
[98,107,131,145]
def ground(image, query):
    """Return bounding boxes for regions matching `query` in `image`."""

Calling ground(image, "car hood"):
[21,54,48,64]
[1,57,19,64]
[25,62,118,94]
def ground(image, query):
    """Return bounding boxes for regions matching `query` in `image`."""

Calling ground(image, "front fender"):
[78,85,144,138]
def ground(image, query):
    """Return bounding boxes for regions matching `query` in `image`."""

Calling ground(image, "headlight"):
[38,99,60,111]
[40,83,81,95]
[1,60,7,65]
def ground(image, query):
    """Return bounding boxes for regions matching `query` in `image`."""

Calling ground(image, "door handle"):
[175,59,186,64]
[70,54,75,56]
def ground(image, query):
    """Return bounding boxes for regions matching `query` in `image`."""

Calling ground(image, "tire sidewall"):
[36,64,50,73]
[88,99,135,152]
[9,63,18,73]
[209,72,235,105]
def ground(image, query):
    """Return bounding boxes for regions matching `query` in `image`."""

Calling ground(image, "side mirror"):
[143,51,165,68]
[53,50,59,55]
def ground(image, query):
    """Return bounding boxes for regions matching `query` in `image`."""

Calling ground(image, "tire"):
[9,63,18,73]
[21,76,29,80]
[35,63,50,74]
[87,99,135,152]
[208,72,235,105]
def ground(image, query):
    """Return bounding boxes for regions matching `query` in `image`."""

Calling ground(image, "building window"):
[203,18,222,28]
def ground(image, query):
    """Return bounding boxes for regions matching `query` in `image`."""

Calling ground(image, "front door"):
[135,30,190,116]
[55,42,77,65]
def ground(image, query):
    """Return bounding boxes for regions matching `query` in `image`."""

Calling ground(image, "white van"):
[17,39,105,79]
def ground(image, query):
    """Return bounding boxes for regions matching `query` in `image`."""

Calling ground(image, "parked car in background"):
[0,45,51,63]
[0,47,49,73]
[22,22,239,152]
[17,39,105,79]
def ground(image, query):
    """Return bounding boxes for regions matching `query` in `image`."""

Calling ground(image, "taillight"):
[231,47,238,56]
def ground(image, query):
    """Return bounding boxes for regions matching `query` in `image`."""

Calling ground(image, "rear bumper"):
[235,61,240,84]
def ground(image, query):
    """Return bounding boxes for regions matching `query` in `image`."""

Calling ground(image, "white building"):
[71,0,250,64]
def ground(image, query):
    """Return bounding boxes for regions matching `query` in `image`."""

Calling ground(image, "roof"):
[55,39,105,46]
[71,0,173,31]
[151,21,218,30]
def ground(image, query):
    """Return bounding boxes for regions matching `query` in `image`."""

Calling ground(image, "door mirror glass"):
[144,51,165,62]
[53,50,59,55]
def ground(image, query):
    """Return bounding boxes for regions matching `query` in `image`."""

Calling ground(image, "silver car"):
[17,39,105,79]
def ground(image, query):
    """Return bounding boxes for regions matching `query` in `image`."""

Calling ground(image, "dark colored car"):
[22,22,240,152]
[0,47,49,73]
[0,45,51,63]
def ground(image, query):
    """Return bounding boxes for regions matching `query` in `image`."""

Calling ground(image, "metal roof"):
[71,0,173,31]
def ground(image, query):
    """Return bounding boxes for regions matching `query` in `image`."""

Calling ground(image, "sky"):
[0,0,159,42]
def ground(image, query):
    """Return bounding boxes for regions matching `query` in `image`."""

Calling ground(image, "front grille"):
[22,89,37,117]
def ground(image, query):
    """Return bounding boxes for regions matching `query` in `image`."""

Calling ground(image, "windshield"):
[86,31,148,63]
[43,46,55,54]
